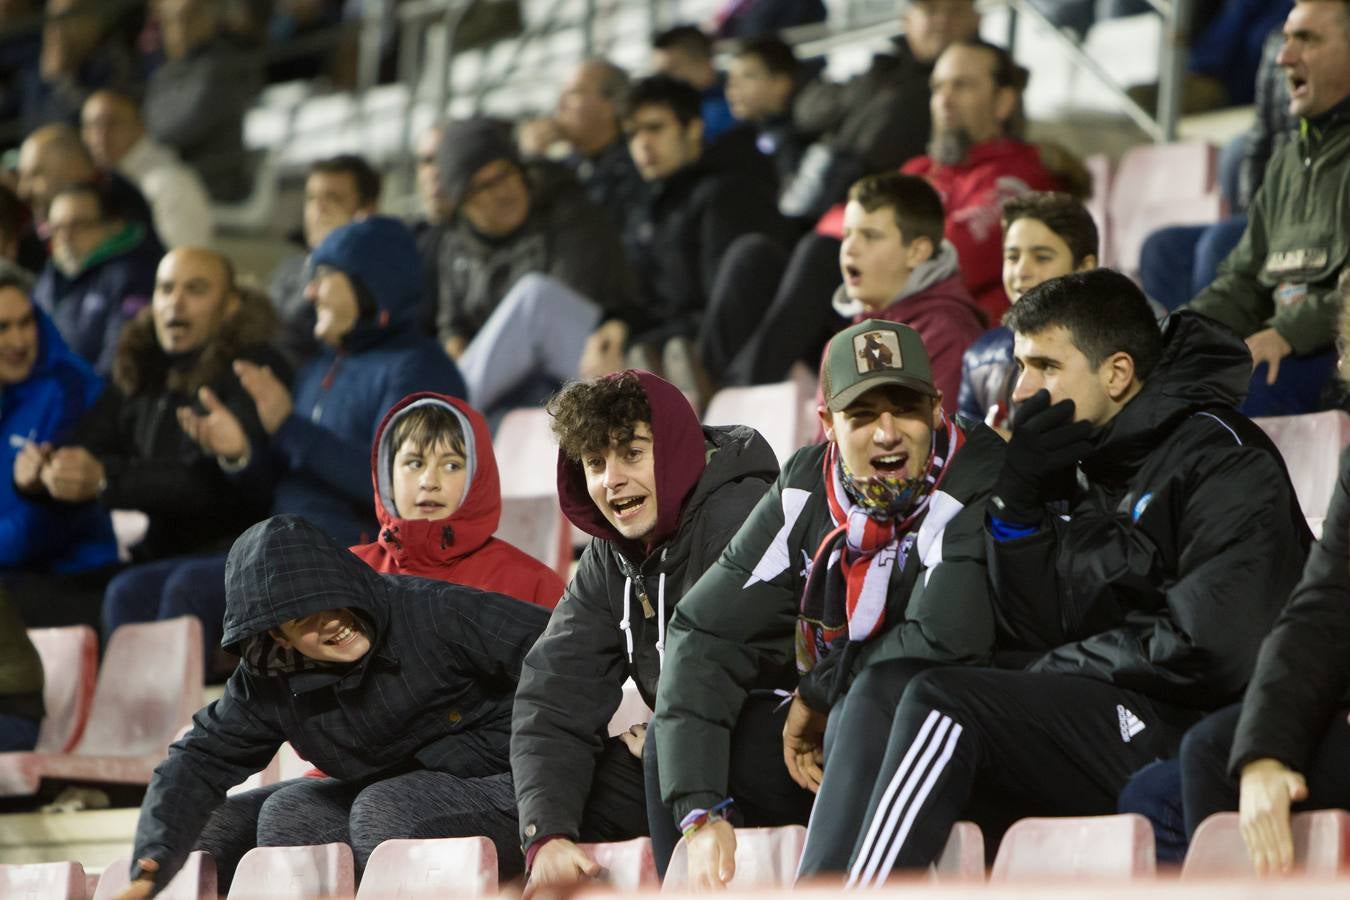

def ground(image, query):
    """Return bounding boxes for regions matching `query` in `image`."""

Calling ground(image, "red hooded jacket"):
[350,393,565,608]
[816,138,1063,324]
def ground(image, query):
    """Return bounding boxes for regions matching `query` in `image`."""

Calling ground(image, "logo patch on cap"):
[854,330,903,374]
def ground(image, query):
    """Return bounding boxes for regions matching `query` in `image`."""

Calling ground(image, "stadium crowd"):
[1,0,1349,895]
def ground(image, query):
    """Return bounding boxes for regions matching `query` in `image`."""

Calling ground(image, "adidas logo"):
[1117,705,1146,743]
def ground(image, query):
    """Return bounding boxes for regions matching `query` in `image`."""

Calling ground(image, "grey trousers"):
[195,771,521,891]
[458,273,602,416]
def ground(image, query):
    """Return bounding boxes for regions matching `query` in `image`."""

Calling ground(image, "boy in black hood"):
[117,515,549,898]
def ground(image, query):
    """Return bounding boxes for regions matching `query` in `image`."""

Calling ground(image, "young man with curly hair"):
[510,370,778,896]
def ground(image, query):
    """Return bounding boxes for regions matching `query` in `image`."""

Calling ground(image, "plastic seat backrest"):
[932,820,985,881]
[990,813,1156,881]
[1108,142,1218,274]
[0,861,87,900]
[74,616,203,758]
[498,495,570,580]
[579,837,659,891]
[228,843,355,899]
[356,837,496,898]
[495,408,560,499]
[94,852,216,900]
[1182,810,1350,878]
[1254,410,1350,521]
[606,677,653,737]
[27,626,98,752]
[662,825,806,892]
[704,381,807,466]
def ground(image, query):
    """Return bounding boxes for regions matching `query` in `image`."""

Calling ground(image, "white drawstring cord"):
[619,576,635,664]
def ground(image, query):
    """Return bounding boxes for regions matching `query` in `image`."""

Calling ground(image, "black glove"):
[991,389,1096,525]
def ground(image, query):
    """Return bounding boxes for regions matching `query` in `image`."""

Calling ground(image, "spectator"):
[517,59,648,241]
[621,75,788,401]
[1188,0,1350,416]
[785,0,981,223]
[651,319,1006,884]
[710,37,1060,390]
[651,25,734,144]
[80,89,214,249]
[1140,27,1292,312]
[17,248,282,634]
[114,218,464,671]
[512,371,778,895]
[726,38,810,201]
[3,270,117,605]
[144,0,263,201]
[429,118,635,418]
[349,392,565,608]
[708,0,826,40]
[958,192,1099,432]
[0,587,44,752]
[793,271,1310,881]
[16,122,161,263]
[112,515,552,897]
[268,155,380,367]
[31,180,161,375]
[0,183,31,267]
[1171,272,1350,874]
[0,1,41,125]
[22,0,137,132]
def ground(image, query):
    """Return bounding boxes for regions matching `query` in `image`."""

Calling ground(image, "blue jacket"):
[31,224,161,376]
[957,325,1015,429]
[261,217,467,545]
[1,306,115,573]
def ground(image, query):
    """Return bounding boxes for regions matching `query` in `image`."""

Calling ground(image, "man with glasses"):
[31,180,160,375]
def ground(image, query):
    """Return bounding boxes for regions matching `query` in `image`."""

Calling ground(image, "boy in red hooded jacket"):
[350,392,564,607]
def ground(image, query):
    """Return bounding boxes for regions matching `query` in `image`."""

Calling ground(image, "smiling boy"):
[650,319,1006,887]
[511,371,778,896]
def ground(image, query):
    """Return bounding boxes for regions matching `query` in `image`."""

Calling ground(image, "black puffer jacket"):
[132,515,551,888]
[1229,446,1350,776]
[989,311,1311,710]
[511,372,778,851]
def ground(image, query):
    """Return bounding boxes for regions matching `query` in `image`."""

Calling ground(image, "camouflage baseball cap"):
[821,319,938,412]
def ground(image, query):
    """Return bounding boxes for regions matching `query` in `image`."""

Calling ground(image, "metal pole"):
[356,0,384,93]
[1157,0,1191,142]
[1005,3,1019,58]
[583,0,597,57]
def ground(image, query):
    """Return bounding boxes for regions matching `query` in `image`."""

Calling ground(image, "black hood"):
[221,515,389,674]
[1084,310,1250,483]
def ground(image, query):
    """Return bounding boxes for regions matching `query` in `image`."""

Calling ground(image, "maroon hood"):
[556,370,707,560]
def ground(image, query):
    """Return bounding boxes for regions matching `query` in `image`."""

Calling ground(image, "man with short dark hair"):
[31,180,161,374]
[268,154,381,366]
[791,269,1310,883]
[652,318,1007,887]
[511,371,778,896]
[1188,0,1350,416]
[650,24,734,143]
[81,89,214,248]
[727,38,809,197]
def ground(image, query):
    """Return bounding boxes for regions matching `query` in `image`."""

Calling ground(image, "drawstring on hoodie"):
[618,548,670,670]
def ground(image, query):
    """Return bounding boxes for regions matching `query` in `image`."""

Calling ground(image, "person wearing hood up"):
[510,370,778,896]
[790,270,1311,885]
[350,392,564,607]
[148,218,464,671]
[3,269,117,617]
[651,319,1007,887]
[112,515,552,900]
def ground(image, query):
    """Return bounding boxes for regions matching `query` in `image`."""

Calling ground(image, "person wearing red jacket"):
[816,39,1061,325]
[350,392,565,608]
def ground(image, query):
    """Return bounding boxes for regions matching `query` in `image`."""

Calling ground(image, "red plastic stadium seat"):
[1084,153,1113,266]
[1182,810,1350,878]
[662,825,806,892]
[1254,411,1350,534]
[1108,142,1220,276]
[498,495,571,581]
[228,843,355,899]
[495,408,559,500]
[0,861,87,899]
[932,820,985,881]
[704,381,812,466]
[0,617,203,796]
[579,837,659,891]
[94,852,216,900]
[28,626,99,753]
[990,814,1156,881]
[355,837,496,897]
